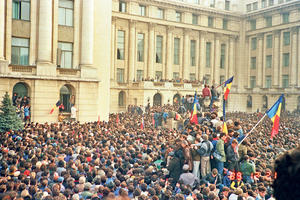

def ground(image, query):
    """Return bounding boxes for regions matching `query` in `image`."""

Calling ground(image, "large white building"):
[0,0,299,123]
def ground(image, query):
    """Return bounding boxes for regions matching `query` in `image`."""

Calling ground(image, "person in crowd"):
[226,139,240,172]
[0,102,299,199]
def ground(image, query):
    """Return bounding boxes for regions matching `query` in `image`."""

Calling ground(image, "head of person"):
[257,186,266,198]
[219,133,226,141]
[273,146,300,200]
[231,139,238,148]
[211,168,218,177]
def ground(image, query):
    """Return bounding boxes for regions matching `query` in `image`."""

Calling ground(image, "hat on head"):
[182,164,189,171]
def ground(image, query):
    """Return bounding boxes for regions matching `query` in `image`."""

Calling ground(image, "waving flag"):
[190,92,199,124]
[50,101,64,114]
[266,95,283,139]
[223,76,234,101]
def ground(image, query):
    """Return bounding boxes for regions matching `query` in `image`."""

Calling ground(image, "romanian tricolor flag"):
[190,92,199,124]
[50,101,64,114]
[223,76,234,101]
[266,95,283,139]
[222,122,228,135]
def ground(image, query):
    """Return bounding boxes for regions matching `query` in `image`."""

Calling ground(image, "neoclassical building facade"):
[110,0,300,113]
[0,0,111,122]
[0,0,299,123]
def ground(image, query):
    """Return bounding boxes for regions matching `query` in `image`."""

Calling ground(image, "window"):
[247,4,251,12]
[251,57,256,69]
[137,33,144,62]
[118,91,125,107]
[174,38,180,65]
[250,76,256,88]
[261,0,266,8]
[157,8,164,19]
[208,17,214,27]
[137,70,144,81]
[192,14,198,25]
[58,0,73,26]
[250,20,256,30]
[117,68,125,83]
[206,42,211,68]
[223,19,228,30]
[269,0,274,6]
[266,35,272,48]
[58,42,73,68]
[173,72,179,80]
[225,1,230,10]
[220,44,226,69]
[11,37,29,65]
[265,76,272,88]
[155,71,162,80]
[210,0,215,7]
[190,40,196,66]
[220,75,225,85]
[282,13,289,24]
[266,55,272,68]
[251,37,257,50]
[190,73,196,81]
[282,75,289,88]
[265,16,272,27]
[117,30,125,60]
[176,12,181,22]
[12,0,30,20]
[283,32,290,46]
[156,36,163,63]
[139,5,146,16]
[278,0,284,3]
[60,85,72,113]
[253,2,258,10]
[283,53,290,67]
[119,1,126,13]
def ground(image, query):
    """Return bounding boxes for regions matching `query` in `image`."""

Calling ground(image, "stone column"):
[262,35,266,88]
[183,29,190,80]
[199,32,206,82]
[0,0,5,60]
[73,0,80,69]
[195,36,199,81]
[246,37,251,88]
[214,36,220,85]
[29,0,37,65]
[298,27,300,87]
[81,0,94,66]
[273,30,280,87]
[37,0,53,63]
[257,33,264,87]
[110,17,116,80]
[166,26,174,80]
[128,20,136,82]
[279,32,283,87]
[147,23,155,79]
[290,27,298,86]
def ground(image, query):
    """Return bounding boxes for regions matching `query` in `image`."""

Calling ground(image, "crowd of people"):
[0,100,299,200]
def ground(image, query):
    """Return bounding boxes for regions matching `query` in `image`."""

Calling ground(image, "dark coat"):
[167,157,181,183]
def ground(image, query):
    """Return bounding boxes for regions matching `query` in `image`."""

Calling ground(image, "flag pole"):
[239,113,267,145]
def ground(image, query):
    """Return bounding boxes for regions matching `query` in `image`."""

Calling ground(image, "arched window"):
[13,82,28,98]
[60,85,73,113]
[153,93,162,106]
[118,91,125,107]
[263,95,268,109]
[173,94,181,105]
[247,95,252,108]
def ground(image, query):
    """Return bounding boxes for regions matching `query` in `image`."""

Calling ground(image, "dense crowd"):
[0,102,299,200]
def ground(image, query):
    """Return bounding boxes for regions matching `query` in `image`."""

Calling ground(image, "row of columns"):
[248,27,300,88]
[118,21,236,83]
[1,0,94,68]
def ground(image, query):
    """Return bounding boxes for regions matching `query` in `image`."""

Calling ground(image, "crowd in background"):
[0,98,299,200]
